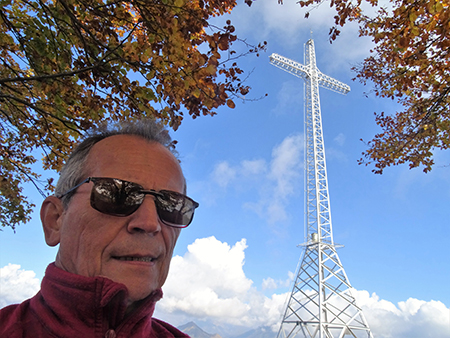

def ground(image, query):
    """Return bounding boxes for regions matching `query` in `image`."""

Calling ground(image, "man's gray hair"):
[55,119,177,207]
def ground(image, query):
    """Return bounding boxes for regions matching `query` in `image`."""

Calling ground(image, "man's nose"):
[126,197,161,235]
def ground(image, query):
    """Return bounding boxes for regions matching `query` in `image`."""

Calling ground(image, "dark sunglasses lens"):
[90,178,143,216]
[155,191,196,227]
[88,178,197,226]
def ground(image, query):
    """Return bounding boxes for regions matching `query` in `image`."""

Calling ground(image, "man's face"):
[53,135,184,303]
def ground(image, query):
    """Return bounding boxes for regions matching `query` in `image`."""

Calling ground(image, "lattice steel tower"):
[269,39,373,338]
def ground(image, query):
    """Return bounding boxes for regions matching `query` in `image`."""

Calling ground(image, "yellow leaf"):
[206,64,216,75]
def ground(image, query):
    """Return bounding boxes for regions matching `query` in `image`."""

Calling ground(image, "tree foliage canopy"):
[299,0,450,174]
[0,0,266,230]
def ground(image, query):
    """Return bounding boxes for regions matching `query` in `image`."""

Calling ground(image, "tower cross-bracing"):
[270,39,373,338]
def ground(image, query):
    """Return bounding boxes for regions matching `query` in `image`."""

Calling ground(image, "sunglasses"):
[58,177,199,228]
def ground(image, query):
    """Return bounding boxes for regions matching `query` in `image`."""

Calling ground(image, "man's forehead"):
[89,134,173,157]
[83,134,184,187]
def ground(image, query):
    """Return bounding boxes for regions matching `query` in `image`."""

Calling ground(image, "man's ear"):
[40,196,64,247]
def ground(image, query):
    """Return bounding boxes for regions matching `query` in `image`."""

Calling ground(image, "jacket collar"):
[34,263,163,336]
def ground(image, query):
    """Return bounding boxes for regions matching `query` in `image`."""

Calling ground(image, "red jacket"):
[0,263,189,338]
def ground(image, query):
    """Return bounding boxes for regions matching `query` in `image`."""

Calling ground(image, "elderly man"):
[0,120,198,337]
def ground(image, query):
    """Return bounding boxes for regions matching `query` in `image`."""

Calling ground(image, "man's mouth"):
[113,256,155,263]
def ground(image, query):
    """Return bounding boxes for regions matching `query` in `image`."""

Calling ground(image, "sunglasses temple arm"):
[58,177,92,198]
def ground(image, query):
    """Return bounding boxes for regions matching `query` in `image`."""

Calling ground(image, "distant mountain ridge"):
[178,322,222,338]
[178,322,275,338]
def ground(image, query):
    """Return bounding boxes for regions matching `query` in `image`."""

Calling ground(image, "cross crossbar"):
[269,53,350,95]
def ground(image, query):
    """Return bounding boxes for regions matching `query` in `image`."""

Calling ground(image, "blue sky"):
[1,1,450,337]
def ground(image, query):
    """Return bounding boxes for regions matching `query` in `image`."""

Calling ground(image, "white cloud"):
[162,237,251,300]
[205,134,303,225]
[211,161,237,188]
[355,290,450,338]
[157,237,450,338]
[269,134,303,197]
[230,0,336,45]
[262,271,294,291]
[159,236,287,329]
[262,277,278,290]
[211,159,267,188]
[0,264,40,308]
[271,80,303,114]
[246,134,303,224]
[334,132,346,146]
[241,159,267,176]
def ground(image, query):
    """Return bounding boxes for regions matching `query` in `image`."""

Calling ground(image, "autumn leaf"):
[226,99,236,108]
